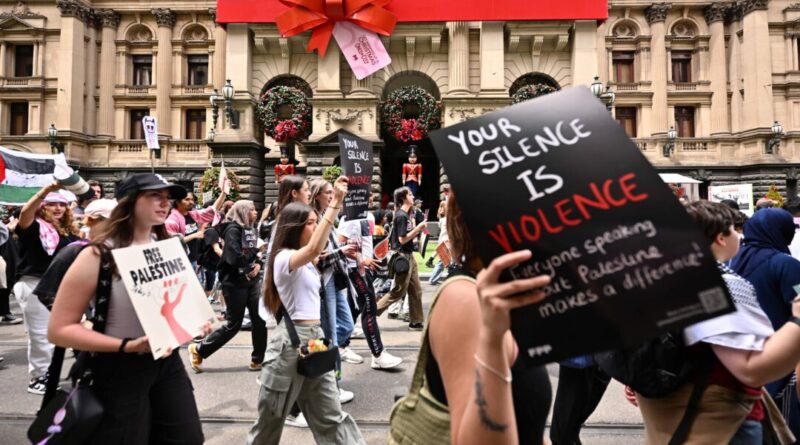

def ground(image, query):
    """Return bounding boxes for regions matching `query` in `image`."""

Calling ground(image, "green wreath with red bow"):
[381,86,442,142]
[511,83,558,104]
[256,86,312,142]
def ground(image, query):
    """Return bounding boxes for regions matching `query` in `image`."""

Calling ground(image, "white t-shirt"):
[790,219,800,260]
[339,212,375,267]
[273,249,321,320]
[438,216,448,244]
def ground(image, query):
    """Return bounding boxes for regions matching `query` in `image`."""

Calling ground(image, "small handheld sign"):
[428,87,734,366]
[338,131,374,221]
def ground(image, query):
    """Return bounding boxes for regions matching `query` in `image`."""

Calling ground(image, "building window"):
[129,109,149,139]
[675,106,695,138]
[185,109,206,139]
[132,56,152,86]
[187,55,208,86]
[615,107,637,138]
[612,52,635,84]
[671,51,692,83]
[12,44,33,77]
[9,102,28,135]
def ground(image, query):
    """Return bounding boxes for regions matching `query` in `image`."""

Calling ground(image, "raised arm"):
[288,177,348,271]
[19,181,60,230]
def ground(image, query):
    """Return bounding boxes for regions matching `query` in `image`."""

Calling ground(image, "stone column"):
[570,20,599,87]
[740,0,774,128]
[728,11,743,133]
[0,42,7,78]
[55,0,88,134]
[646,3,670,135]
[210,9,226,89]
[96,9,120,138]
[447,21,470,95]
[31,42,38,76]
[350,73,374,97]
[36,40,44,76]
[84,20,98,135]
[480,22,505,96]
[316,40,341,97]
[705,3,729,134]
[152,8,176,138]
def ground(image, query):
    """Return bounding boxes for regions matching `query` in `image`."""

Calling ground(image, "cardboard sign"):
[428,87,734,366]
[142,116,159,150]
[709,184,754,216]
[338,131,374,221]
[112,237,219,359]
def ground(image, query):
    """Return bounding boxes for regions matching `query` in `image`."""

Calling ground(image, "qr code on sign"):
[698,287,729,313]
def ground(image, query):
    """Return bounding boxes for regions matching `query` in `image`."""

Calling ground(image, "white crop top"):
[274,249,321,320]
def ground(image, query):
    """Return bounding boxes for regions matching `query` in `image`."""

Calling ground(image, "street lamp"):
[766,120,783,154]
[663,126,678,157]
[590,76,615,112]
[209,88,219,131]
[47,123,64,154]
[222,79,240,129]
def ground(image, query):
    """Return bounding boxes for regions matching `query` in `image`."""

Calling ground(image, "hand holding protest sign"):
[338,131,374,220]
[429,87,733,366]
[112,237,220,359]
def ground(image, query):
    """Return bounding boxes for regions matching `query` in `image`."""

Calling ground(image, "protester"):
[633,201,800,444]
[786,197,800,260]
[13,184,79,394]
[72,180,104,218]
[755,197,775,212]
[48,173,208,443]
[165,189,226,268]
[413,199,424,225]
[247,177,365,445]
[309,179,359,402]
[389,190,552,444]
[200,214,228,305]
[426,200,450,285]
[0,219,18,325]
[730,207,800,439]
[338,198,403,370]
[189,200,266,372]
[376,187,427,330]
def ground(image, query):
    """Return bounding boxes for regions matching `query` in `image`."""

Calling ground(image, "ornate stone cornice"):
[315,108,374,132]
[56,0,90,23]
[704,3,728,24]
[645,3,671,24]
[95,9,121,29]
[151,8,177,28]
[725,2,743,24]
[740,0,768,16]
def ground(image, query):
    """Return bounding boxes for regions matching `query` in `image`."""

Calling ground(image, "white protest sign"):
[709,184,754,216]
[142,116,160,150]
[112,237,218,359]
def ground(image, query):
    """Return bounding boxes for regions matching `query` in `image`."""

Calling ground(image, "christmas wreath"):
[381,86,442,142]
[200,166,241,202]
[256,86,312,142]
[512,83,558,104]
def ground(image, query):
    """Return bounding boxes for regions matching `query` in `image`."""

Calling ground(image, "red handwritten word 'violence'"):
[489,172,649,253]
[347,175,371,185]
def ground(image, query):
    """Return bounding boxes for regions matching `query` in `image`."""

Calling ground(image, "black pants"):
[89,351,204,445]
[0,288,9,315]
[512,361,552,445]
[197,279,266,363]
[348,268,383,356]
[550,364,611,445]
[203,268,217,292]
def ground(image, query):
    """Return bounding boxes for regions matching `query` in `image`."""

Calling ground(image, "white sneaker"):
[339,388,354,404]
[340,347,364,364]
[285,413,309,428]
[351,326,364,339]
[371,351,403,370]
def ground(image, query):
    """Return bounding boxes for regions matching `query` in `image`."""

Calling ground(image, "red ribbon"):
[276,0,397,57]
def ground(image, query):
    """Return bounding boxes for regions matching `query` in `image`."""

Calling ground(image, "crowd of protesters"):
[3,163,800,445]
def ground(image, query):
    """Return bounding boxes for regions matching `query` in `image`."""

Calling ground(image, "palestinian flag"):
[0,146,68,205]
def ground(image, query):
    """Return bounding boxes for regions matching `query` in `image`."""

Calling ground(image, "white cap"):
[84,198,117,219]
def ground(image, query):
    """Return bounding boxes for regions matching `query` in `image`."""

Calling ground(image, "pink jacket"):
[165,207,217,236]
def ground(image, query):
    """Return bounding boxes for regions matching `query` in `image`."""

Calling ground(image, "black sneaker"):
[425,258,435,268]
[408,322,424,331]
[0,314,22,325]
[28,376,47,395]
[387,313,399,320]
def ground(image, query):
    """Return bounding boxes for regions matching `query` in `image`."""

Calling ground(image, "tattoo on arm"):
[474,369,508,432]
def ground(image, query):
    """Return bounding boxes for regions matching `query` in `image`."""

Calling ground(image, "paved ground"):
[0,281,644,444]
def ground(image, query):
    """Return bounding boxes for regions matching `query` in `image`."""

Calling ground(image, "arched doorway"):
[379,72,442,218]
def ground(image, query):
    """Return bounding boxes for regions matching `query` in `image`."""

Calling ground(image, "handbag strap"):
[404,275,476,408]
[41,248,113,407]
[668,352,715,445]
[279,306,302,349]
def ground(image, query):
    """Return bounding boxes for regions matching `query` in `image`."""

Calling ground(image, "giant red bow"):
[276,0,397,57]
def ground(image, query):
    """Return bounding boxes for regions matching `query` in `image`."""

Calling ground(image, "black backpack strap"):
[41,248,113,407]
[668,353,715,445]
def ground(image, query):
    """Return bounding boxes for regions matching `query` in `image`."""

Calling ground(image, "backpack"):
[199,222,229,269]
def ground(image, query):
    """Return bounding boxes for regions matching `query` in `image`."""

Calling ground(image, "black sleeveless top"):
[424,267,552,444]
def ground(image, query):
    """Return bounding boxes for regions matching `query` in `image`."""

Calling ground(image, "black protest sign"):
[428,87,733,367]
[338,132,374,220]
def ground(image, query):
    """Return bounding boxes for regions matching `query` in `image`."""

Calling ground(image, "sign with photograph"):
[338,131,374,221]
[709,184,754,216]
[429,87,734,366]
[112,237,219,359]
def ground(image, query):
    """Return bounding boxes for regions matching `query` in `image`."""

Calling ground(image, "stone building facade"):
[0,0,797,212]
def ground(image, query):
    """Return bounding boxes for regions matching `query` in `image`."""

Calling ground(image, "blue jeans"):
[429,259,446,284]
[320,276,354,380]
[729,419,762,445]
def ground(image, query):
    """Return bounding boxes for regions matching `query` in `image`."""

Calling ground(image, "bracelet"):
[474,354,512,384]
[119,337,133,354]
[322,217,335,226]
[329,205,341,210]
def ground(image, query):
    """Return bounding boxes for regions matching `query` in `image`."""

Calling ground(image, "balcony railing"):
[127,86,151,94]
[5,78,29,86]
[182,85,207,95]
[114,141,145,152]
[174,141,203,152]
[679,139,709,151]
[632,139,648,151]
[614,83,639,92]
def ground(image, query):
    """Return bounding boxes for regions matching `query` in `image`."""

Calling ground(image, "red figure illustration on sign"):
[160,279,193,345]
